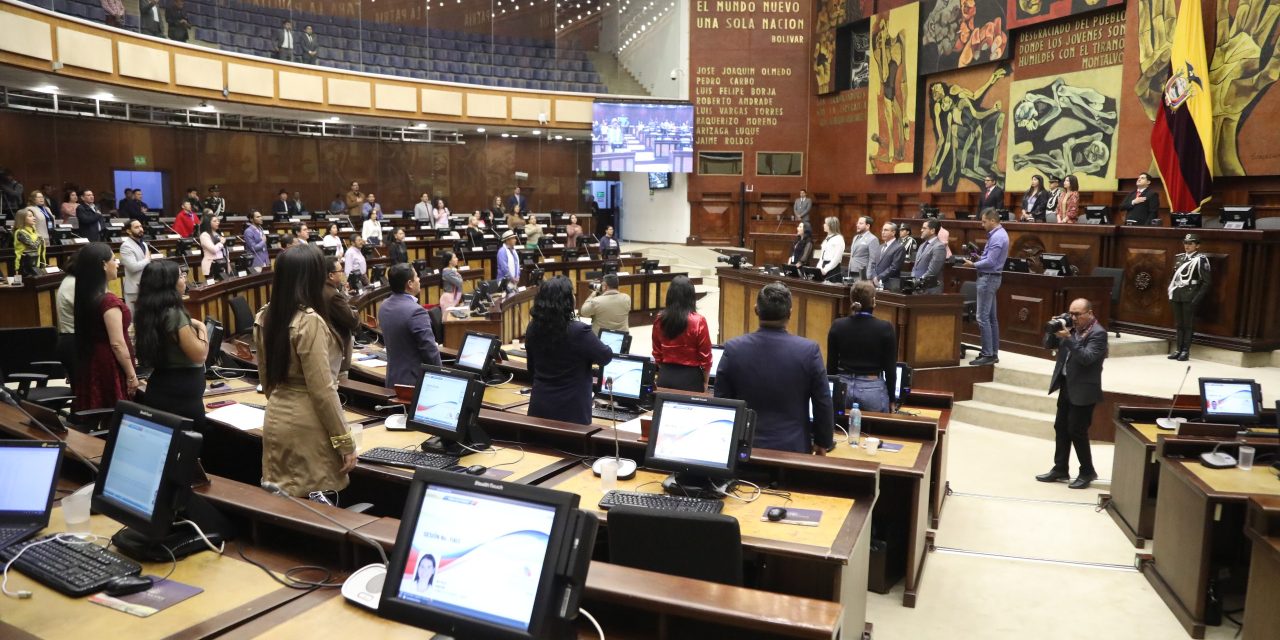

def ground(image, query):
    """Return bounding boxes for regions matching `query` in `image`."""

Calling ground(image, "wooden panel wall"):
[0,110,591,216]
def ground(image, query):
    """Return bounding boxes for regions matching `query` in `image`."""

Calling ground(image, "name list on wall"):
[690,0,810,150]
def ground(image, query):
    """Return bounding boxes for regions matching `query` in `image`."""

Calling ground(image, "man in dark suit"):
[1036,298,1108,489]
[76,189,106,241]
[978,174,1004,211]
[274,19,297,61]
[1120,172,1160,225]
[271,190,292,217]
[140,0,164,37]
[911,219,947,293]
[322,255,359,379]
[378,264,441,389]
[507,186,528,213]
[715,283,835,455]
[871,222,906,287]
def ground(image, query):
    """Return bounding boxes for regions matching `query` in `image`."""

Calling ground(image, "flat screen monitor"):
[1084,206,1110,224]
[648,172,672,190]
[1199,378,1262,425]
[379,468,596,640]
[595,354,654,405]
[809,376,846,421]
[591,101,693,173]
[455,332,500,379]
[1004,258,1030,273]
[645,394,748,481]
[112,170,167,211]
[599,329,631,354]
[1220,206,1256,230]
[894,362,913,403]
[1039,253,1071,276]
[408,365,488,453]
[92,401,199,542]
[204,318,224,371]
[707,345,725,383]
[1172,213,1202,228]
[0,440,63,524]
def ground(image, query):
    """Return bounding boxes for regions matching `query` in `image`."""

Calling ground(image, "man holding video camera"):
[579,273,631,335]
[1036,298,1108,489]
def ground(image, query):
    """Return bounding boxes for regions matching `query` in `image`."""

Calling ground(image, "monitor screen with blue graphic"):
[413,370,471,433]
[598,355,647,401]
[649,397,741,472]
[1200,378,1261,424]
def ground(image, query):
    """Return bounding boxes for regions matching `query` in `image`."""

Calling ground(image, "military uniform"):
[1167,234,1211,360]
[202,185,226,218]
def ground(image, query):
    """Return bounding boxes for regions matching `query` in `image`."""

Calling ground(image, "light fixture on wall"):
[194,101,216,112]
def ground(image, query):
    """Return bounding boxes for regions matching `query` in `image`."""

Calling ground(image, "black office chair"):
[427,305,445,346]
[229,296,255,338]
[0,327,73,412]
[1091,267,1124,338]
[958,281,979,357]
[606,506,744,586]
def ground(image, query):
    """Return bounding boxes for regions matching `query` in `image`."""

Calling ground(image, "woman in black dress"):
[524,276,613,425]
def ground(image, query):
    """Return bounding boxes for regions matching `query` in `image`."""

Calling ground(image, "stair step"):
[952,400,1056,441]
[993,366,1055,390]
[971,381,1059,414]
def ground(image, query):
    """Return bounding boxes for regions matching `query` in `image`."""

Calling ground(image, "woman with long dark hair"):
[198,214,225,278]
[254,244,357,497]
[1021,175,1048,222]
[72,243,138,411]
[524,275,612,425]
[651,276,713,392]
[135,261,209,431]
[788,221,813,265]
[1057,174,1081,223]
[438,250,464,308]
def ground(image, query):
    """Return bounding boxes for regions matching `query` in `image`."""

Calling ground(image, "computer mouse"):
[103,575,154,597]
[766,507,787,522]
[465,465,488,476]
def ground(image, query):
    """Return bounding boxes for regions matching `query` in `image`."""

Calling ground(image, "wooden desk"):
[717,266,965,366]
[899,390,955,529]
[946,266,1114,359]
[0,270,65,328]
[1141,438,1280,638]
[1243,496,1280,640]
[183,270,273,327]
[749,231,803,266]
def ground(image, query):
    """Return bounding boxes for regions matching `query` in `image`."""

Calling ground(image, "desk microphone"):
[259,481,387,567]
[0,388,99,475]
[1156,365,1193,430]
[374,404,408,430]
[1199,441,1238,469]
[591,377,637,481]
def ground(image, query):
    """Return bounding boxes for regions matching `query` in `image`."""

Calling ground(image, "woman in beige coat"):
[254,244,356,497]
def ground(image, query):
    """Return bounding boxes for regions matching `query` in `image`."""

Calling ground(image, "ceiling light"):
[194,102,216,112]
[328,116,340,122]
[554,135,563,140]
[510,134,518,137]
[566,137,574,141]
[413,123,428,129]
[34,84,58,94]
[477,127,486,132]
[93,91,115,100]
[532,129,541,135]
[501,133,510,137]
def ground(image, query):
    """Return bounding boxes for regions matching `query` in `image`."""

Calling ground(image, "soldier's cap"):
[1182,233,1200,244]
[209,184,221,192]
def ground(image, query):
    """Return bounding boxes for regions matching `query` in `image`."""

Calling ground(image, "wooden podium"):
[717,267,964,367]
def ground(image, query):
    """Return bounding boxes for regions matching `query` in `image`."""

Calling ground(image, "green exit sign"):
[133,155,147,166]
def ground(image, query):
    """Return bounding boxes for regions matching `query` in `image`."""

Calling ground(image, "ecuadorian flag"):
[1150,0,1214,212]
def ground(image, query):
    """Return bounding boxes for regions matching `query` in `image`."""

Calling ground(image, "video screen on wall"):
[591,102,694,173]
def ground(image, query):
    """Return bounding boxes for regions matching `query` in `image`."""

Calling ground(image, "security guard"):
[202,184,226,218]
[1167,233,1210,361]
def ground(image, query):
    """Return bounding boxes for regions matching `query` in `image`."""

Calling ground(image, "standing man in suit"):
[496,229,521,287]
[912,219,947,293]
[978,174,1004,210]
[508,186,528,213]
[291,191,306,215]
[579,273,631,335]
[271,190,291,217]
[379,264,441,389]
[846,215,881,279]
[793,189,813,224]
[76,189,106,241]
[140,0,164,37]
[300,25,319,64]
[1167,233,1210,361]
[715,283,835,455]
[1036,298,1108,489]
[119,219,151,314]
[1120,172,1160,226]
[322,255,359,380]
[275,19,297,61]
[871,222,905,287]
[166,0,192,42]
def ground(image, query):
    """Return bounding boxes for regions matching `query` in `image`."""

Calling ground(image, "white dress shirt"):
[816,233,846,275]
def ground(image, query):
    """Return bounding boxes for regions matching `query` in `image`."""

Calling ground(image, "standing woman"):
[524,275,613,425]
[565,214,583,249]
[254,245,357,497]
[788,221,814,266]
[322,222,344,252]
[815,216,846,281]
[651,276,713,392]
[22,190,57,245]
[1020,175,1048,222]
[60,189,79,223]
[433,198,452,230]
[388,227,409,265]
[72,243,139,411]
[438,251,464,309]
[13,209,46,277]
[1056,175,1081,224]
[134,261,209,432]
[827,281,897,414]
[524,214,544,250]
[198,214,226,278]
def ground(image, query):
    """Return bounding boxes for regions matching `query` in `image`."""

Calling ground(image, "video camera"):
[948,242,981,266]
[1045,313,1073,333]
[717,254,746,269]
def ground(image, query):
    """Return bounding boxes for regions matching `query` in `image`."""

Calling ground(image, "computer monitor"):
[1039,253,1071,276]
[455,332,501,381]
[1004,258,1030,273]
[996,208,1012,222]
[0,440,63,541]
[594,354,655,408]
[408,365,489,455]
[602,260,620,276]
[599,329,631,354]
[809,376,847,422]
[379,468,597,640]
[1220,205,1256,230]
[92,401,218,560]
[707,345,725,384]
[919,205,940,219]
[601,246,620,260]
[645,393,750,498]
[1083,206,1110,224]
[208,260,227,282]
[1171,212,1202,228]
[204,318,224,373]
[894,362,913,405]
[1199,378,1262,425]
[641,259,659,274]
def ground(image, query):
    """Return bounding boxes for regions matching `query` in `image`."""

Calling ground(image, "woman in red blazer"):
[651,276,713,392]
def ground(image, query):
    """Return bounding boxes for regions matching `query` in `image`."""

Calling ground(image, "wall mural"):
[1007,0,1124,29]
[850,22,872,89]
[867,1,920,174]
[919,0,1010,75]
[1007,67,1123,190]
[922,63,1011,191]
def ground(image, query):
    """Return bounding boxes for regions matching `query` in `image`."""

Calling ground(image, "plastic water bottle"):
[848,403,862,445]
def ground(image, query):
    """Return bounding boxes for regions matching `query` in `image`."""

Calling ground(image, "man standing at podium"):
[962,208,1009,365]
[1167,234,1210,361]
[1120,173,1160,226]
[793,189,813,224]
[912,219,946,294]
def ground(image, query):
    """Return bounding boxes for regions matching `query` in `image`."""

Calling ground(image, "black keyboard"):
[0,534,142,597]
[0,525,36,548]
[598,490,724,514]
[359,447,460,471]
[591,406,642,423]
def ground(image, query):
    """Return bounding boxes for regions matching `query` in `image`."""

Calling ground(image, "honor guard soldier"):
[1167,233,1210,361]
[202,184,226,218]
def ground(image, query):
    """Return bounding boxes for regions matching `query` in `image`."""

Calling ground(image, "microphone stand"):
[374,403,408,430]
[590,377,637,480]
[260,482,388,567]
[1156,365,1194,430]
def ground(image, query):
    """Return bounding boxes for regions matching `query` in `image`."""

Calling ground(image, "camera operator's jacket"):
[1044,321,1108,406]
